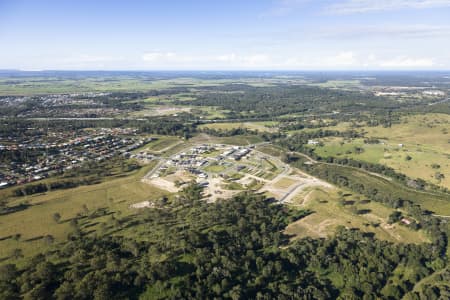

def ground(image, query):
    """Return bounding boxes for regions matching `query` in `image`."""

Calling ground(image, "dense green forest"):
[174,84,441,119]
[0,185,448,299]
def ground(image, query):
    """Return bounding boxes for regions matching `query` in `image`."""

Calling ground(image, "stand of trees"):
[176,85,402,119]
[0,188,447,299]
[199,126,283,141]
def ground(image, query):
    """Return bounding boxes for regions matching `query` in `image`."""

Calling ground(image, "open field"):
[0,162,169,264]
[310,113,450,188]
[199,121,278,132]
[308,79,362,89]
[272,177,298,189]
[285,186,429,244]
[192,106,231,119]
[286,121,357,135]
[312,137,383,163]
[204,163,227,173]
[130,105,191,117]
[364,113,449,152]
[203,135,265,146]
[256,144,287,158]
[136,135,183,153]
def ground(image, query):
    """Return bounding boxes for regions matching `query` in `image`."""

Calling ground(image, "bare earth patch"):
[143,177,179,193]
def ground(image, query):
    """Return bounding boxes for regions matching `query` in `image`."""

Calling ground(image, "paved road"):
[142,159,165,180]
[278,182,305,203]
[142,143,192,181]
[432,214,450,218]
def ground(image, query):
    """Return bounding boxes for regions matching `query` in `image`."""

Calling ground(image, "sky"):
[0,0,449,70]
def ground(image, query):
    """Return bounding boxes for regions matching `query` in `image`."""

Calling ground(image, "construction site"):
[141,143,332,202]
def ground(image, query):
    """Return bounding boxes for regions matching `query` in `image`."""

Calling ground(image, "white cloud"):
[277,51,359,69]
[326,51,357,66]
[77,55,114,62]
[9,51,441,70]
[30,54,128,70]
[59,54,123,64]
[378,56,435,67]
[277,52,438,70]
[215,53,238,62]
[327,0,450,14]
[215,53,270,65]
[142,52,177,62]
[243,54,271,65]
[362,53,377,67]
[141,52,273,69]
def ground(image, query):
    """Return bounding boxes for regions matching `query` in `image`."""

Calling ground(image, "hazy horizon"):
[1,69,450,74]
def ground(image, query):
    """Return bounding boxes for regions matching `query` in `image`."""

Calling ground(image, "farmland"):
[308,113,450,188]
[198,121,278,132]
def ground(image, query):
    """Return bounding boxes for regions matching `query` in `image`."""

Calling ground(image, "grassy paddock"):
[0,162,169,264]
[363,113,450,188]
[137,136,182,152]
[199,121,278,132]
[207,135,264,146]
[308,113,450,188]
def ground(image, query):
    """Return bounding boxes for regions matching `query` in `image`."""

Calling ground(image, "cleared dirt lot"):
[259,164,333,203]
